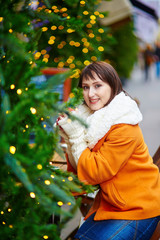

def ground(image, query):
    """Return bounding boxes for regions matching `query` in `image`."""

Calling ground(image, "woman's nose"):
[88,87,95,97]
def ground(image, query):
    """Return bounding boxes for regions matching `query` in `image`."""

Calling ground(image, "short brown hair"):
[78,61,123,104]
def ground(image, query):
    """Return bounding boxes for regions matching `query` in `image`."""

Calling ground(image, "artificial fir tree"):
[0,1,95,239]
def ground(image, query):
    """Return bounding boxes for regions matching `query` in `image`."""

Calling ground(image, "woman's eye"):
[95,84,101,88]
[82,86,88,90]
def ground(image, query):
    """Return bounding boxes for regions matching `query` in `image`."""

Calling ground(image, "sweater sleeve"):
[77,125,139,185]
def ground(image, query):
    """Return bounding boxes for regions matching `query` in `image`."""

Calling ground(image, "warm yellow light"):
[42,58,48,63]
[67,28,75,33]
[98,28,104,33]
[80,0,85,4]
[99,14,104,18]
[94,11,99,15]
[69,40,75,46]
[89,33,94,38]
[54,9,59,13]
[69,93,75,98]
[0,17,3,22]
[91,56,97,61]
[75,42,80,47]
[37,164,42,170]
[9,225,13,228]
[57,201,63,206]
[10,84,15,89]
[42,27,48,32]
[82,48,88,53]
[41,50,47,55]
[51,174,55,178]
[84,42,89,47]
[61,7,67,12]
[67,202,71,206]
[51,25,57,30]
[25,125,29,128]
[43,124,47,128]
[41,117,44,121]
[62,179,65,182]
[98,46,104,51]
[10,146,16,154]
[58,62,64,68]
[43,236,49,239]
[30,107,37,114]
[84,60,90,66]
[50,36,56,40]
[8,208,12,212]
[17,89,22,95]
[90,15,96,20]
[51,6,57,10]
[58,25,64,30]
[82,38,87,42]
[86,24,92,28]
[25,88,28,91]
[83,11,89,15]
[30,192,36,198]
[9,29,13,33]
[68,176,73,181]
[48,39,55,45]
[1,211,4,214]
[90,20,96,24]
[2,221,6,225]
[69,63,75,69]
[44,180,51,185]
[34,52,41,59]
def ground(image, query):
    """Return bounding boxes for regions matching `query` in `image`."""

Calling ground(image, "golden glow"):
[99,14,104,18]
[98,28,104,33]
[89,33,94,38]
[69,93,75,98]
[0,17,3,22]
[44,180,51,185]
[9,29,13,33]
[58,25,64,30]
[1,211,4,214]
[17,89,22,95]
[57,201,63,206]
[41,49,47,55]
[37,164,43,170]
[83,11,89,15]
[9,225,13,228]
[48,39,55,45]
[42,27,48,32]
[51,25,57,30]
[98,46,104,51]
[91,56,97,61]
[67,202,71,206]
[10,146,16,154]
[25,124,29,128]
[8,208,12,212]
[30,107,37,114]
[82,48,88,53]
[43,236,49,239]
[84,60,90,66]
[30,192,36,198]
[10,84,15,89]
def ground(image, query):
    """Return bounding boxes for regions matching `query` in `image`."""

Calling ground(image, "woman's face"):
[82,73,112,111]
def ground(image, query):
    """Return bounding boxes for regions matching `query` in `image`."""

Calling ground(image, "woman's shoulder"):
[108,123,143,138]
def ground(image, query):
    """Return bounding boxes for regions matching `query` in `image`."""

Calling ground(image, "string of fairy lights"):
[1,1,107,237]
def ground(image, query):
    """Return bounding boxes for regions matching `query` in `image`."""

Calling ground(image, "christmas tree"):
[0,0,95,239]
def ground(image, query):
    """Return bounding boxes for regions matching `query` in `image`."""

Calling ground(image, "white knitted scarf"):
[75,91,143,149]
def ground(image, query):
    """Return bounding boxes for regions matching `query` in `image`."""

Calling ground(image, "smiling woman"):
[55,61,160,240]
[82,74,112,111]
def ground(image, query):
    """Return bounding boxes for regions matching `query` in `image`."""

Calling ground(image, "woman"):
[56,61,160,239]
